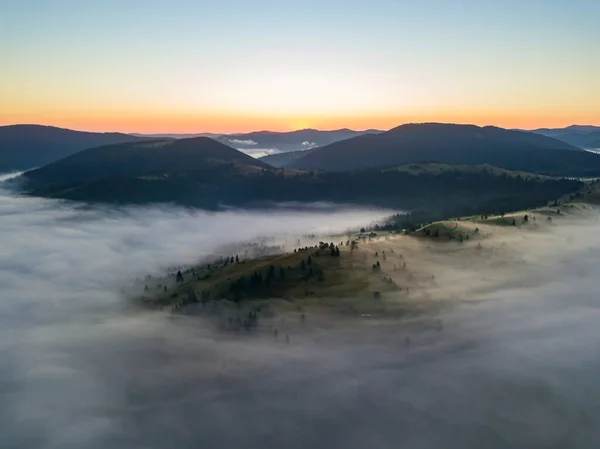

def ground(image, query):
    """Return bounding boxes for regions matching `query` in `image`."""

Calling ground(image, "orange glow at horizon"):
[2,109,599,134]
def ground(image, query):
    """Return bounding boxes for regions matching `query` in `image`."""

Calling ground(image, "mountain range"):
[285,123,600,177]
[0,125,163,173]
[136,128,383,153]
[529,125,600,149]
[10,122,595,222]
[0,125,382,173]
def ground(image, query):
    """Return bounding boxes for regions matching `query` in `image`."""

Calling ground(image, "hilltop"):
[289,123,600,176]
[134,182,599,324]
[20,137,271,190]
[0,124,158,172]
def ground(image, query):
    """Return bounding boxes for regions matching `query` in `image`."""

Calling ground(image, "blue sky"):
[1,0,598,132]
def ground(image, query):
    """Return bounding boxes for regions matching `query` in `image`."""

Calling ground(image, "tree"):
[144,284,149,292]
[231,256,235,264]
[176,270,184,283]
[300,259,306,272]
[235,255,239,263]
[164,285,168,292]
[360,227,366,233]
[523,214,529,223]
[307,256,312,266]
[512,218,516,226]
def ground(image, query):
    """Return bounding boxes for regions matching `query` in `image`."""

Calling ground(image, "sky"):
[1,0,599,133]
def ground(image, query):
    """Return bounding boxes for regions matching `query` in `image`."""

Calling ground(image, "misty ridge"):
[3,171,600,448]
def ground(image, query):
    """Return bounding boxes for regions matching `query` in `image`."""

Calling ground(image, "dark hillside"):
[0,124,158,172]
[290,123,599,176]
[21,137,271,188]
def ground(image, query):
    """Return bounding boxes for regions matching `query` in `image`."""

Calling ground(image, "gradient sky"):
[1,0,599,133]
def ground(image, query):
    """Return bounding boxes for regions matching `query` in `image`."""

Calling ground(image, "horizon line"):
[2,121,599,136]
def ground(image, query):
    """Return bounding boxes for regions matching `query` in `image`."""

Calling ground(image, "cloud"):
[0,183,395,448]
[302,141,317,147]
[238,148,280,158]
[228,139,258,146]
[2,178,600,448]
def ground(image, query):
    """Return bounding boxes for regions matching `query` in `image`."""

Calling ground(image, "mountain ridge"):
[288,123,600,176]
[0,124,164,172]
[20,136,271,189]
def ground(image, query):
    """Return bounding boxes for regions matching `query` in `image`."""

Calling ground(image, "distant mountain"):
[131,132,222,139]
[0,125,157,173]
[20,137,271,190]
[289,123,600,176]
[530,125,600,148]
[132,128,383,155]
[259,149,316,168]
[216,128,383,153]
[587,138,600,149]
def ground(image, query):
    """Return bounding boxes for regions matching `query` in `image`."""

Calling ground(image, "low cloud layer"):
[238,147,280,158]
[2,177,600,448]
[227,139,258,146]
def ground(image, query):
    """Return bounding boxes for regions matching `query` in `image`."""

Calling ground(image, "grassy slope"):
[134,180,600,318]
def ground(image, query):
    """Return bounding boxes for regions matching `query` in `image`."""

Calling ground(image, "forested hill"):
[20,137,271,189]
[288,123,600,176]
[25,163,583,223]
[530,125,600,148]
[0,124,159,172]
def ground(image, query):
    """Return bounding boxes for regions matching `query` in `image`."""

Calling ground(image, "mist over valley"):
[3,173,600,448]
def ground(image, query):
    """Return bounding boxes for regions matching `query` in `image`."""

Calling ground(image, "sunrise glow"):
[1,0,599,133]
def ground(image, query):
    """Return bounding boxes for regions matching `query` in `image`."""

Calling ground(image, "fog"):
[240,147,280,158]
[2,177,600,448]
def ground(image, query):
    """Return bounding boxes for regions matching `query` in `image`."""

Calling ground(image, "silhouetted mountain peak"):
[289,122,596,176]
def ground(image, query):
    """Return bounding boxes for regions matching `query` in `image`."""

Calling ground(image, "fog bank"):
[2,180,600,448]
